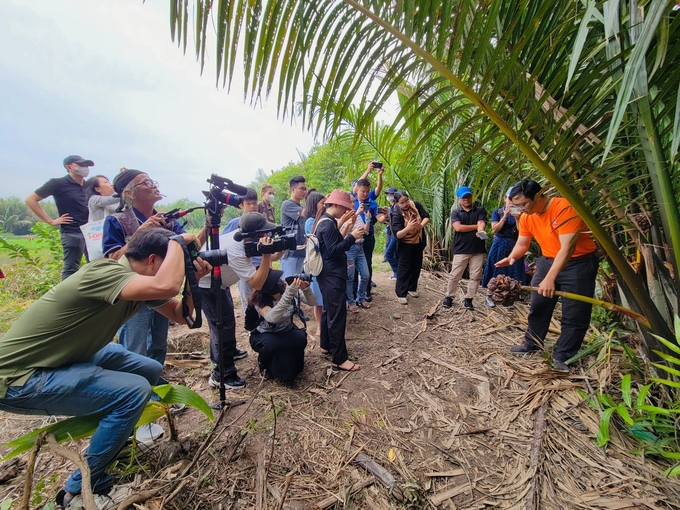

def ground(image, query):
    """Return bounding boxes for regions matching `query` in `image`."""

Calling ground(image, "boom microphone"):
[208,174,249,196]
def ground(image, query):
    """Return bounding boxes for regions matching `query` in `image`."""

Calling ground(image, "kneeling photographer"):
[246,270,315,383]
[197,212,289,390]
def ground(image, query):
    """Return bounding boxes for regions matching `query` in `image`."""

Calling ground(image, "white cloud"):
[0,0,316,203]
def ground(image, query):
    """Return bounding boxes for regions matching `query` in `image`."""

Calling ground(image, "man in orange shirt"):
[496,179,599,372]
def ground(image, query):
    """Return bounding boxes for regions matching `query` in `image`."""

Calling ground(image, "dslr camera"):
[285,273,313,285]
[236,225,297,258]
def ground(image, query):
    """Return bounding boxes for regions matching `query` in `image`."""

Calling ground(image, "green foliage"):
[171,0,680,347]
[0,223,62,300]
[0,384,214,461]
[0,197,58,235]
[595,316,680,474]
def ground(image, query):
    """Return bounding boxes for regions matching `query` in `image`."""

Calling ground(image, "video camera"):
[233,225,297,258]
[204,173,248,211]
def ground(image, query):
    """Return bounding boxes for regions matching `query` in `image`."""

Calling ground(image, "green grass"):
[0,234,52,266]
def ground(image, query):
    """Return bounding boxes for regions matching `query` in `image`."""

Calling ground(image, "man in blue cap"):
[25,155,94,280]
[442,186,488,310]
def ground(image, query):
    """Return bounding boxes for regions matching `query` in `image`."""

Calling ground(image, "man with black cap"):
[25,155,94,279]
[197,212,279,389]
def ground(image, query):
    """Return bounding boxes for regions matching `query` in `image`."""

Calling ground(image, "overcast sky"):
[0,0,318,204]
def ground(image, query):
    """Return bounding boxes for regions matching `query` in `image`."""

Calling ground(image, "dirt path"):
[1,263,679,509]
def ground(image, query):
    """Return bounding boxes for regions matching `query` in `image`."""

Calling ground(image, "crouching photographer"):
[0,228,210,508]
[246,270,315,383]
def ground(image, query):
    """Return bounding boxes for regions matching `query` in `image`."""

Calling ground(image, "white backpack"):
[303,217,334,276]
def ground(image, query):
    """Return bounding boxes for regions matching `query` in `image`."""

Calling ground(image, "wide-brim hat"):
[324,189,354,210]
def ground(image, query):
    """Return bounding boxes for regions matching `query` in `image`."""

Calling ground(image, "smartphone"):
[509,206,521,215]
[372,161,383,169]
[361,202,371,211]
[478,231,488,240]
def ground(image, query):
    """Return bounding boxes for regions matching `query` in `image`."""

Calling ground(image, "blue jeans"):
[0,343,162,495]
[118,306,169,365]
[346,244,369,305]
[384,236,398,277]
[60,230,87,280]
[281,256,304,279]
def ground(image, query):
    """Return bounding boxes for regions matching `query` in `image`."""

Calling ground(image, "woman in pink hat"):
[312,190,365,372]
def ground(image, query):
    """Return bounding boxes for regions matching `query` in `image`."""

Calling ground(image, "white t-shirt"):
[198,230,257,289]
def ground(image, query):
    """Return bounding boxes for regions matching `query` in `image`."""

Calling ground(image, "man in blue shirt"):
[351,163,384,301]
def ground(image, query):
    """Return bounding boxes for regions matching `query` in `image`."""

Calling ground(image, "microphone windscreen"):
[233,231,246,242]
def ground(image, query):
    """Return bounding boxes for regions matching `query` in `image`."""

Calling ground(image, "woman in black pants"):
[248,270,314,383]
[314,190,365,372]
[390,191,430,305]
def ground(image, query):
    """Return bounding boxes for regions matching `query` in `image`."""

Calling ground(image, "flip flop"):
[332,362,361,372]
[356,301,371,309]
[348,305,360,313]
[319,349,331,358]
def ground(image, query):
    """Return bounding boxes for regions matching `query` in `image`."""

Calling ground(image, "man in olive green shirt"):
[0,228,208,506]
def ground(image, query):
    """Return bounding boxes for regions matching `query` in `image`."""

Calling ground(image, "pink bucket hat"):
[324,189,354,210]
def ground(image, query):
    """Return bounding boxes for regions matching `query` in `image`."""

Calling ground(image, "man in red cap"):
[25,155,94,280]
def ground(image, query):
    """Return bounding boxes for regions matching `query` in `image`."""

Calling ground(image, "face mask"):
[74,165,90,177]
[264,194,275,203]
[387,195,395,204]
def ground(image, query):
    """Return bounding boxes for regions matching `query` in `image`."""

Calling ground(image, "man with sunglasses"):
[102,169,204,366]
[280,175,308,279]
[496,179,598,372]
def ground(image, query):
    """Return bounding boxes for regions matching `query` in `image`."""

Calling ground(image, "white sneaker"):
[135,423,164,446]
[398,297,408,305]
[65,485,133,509]
[408,291,419,298]
[485,296,496,308]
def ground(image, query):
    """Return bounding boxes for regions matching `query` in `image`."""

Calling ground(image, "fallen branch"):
[429,484,472,506]
[20,431,46,510]
[525,402,547,510]
[275,473,294,510]
[421,352,489,382]
[354,453,404,501]
[312,476,375,510]
[46,434,96,510]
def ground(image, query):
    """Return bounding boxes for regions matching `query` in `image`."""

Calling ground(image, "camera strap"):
[292,295,307,332]
[170,236,203,329]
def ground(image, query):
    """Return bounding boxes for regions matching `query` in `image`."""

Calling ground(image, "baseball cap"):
[385,187,398,194]
[261,269,284,295]
[238,212,277,233]
[456,186,473,199]
[63,155,94,168]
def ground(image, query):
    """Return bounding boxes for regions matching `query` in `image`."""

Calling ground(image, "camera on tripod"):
[235,225,297,257]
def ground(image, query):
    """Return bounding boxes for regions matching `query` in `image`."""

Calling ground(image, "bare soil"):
[1,263,679,509]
